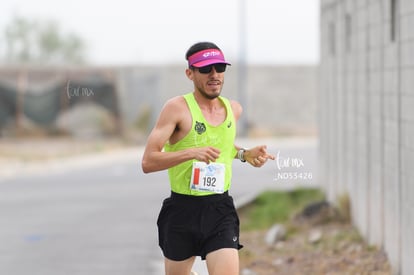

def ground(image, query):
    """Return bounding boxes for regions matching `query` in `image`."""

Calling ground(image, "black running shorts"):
[157,191,243,261]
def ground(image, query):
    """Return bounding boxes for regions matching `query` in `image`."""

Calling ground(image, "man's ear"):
[185,68,194,80]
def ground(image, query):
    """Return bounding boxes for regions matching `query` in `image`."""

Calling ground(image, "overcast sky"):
[0,0,320,66]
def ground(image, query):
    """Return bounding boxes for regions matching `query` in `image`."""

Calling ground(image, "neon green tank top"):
[164,92,237,196]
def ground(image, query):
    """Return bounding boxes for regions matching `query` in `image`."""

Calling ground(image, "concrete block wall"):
[320,0,414,274]
[400,2,414,275]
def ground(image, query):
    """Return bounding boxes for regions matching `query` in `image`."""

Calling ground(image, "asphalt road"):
[0,138,318,275]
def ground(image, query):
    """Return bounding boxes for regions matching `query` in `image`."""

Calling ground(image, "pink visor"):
[188,49,231,68]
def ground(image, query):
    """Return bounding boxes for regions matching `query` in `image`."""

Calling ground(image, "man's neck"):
[193,91,221,112]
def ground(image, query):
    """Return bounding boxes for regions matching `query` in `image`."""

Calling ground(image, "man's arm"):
[141,98,195,173]
[234,145,275,168]
[141,98,220,173]
[230,100,275,167]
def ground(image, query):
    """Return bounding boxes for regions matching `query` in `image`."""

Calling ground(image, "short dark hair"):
[185,42,221,61]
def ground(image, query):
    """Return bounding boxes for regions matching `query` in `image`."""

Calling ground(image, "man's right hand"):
[190,147,221,164]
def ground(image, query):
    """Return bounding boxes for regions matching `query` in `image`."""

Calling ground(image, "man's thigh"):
[164,256,196,275]
[206,248,239,275]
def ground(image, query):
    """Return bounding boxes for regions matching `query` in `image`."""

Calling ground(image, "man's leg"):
[164,256,196,275]
[205,248,239,275]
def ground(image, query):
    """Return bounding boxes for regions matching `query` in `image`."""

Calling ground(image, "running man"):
[142,41,275,275]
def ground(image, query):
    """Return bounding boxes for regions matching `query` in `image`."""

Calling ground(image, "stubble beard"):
[197,83,223,100]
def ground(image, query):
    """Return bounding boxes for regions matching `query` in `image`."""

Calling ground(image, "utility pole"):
[238,0,248,136]
[16,67,27,136]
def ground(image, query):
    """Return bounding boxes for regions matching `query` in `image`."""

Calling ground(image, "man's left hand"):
[244,145,275,167]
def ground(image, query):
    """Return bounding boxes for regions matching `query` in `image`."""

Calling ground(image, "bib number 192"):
[190,162,225,193]
[202,176,216,187]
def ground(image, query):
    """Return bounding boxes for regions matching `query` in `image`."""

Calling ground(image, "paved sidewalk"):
[0,146,144,182]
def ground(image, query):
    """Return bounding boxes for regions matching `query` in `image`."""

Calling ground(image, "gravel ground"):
[238,213,392,275]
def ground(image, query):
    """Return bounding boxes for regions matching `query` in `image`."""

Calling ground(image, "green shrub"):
[239,188,325,231]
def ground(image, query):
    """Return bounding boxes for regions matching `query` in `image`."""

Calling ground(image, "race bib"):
[190,162,226,193]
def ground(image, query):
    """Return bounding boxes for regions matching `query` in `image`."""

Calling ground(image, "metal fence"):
[0,68,121,135]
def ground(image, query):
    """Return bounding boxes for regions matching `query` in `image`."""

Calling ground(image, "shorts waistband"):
[170,191,229,203]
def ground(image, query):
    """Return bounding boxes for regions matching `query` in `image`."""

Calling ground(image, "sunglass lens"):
[198,65,212,74]
[214,64,226,73]
[197,64,227,74]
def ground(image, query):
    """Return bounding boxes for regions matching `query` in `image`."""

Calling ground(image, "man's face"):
[186,64,226,100]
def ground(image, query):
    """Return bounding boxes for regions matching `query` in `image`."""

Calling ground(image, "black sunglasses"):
[193,63,227,74]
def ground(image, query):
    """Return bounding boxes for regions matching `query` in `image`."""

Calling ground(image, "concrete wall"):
[118,65,318,137]
[319,0,414,274]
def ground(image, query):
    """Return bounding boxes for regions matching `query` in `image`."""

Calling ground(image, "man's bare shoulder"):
[161,95,187,114]
[229,99,243,120]
[164,95,187,109]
